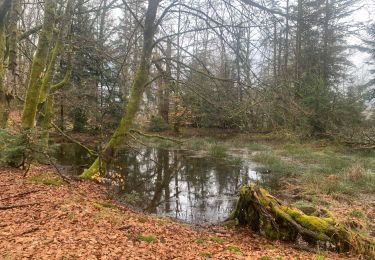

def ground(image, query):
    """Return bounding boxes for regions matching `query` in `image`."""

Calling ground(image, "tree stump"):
[230,184,375,257]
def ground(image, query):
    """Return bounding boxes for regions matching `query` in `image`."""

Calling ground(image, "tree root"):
[230,184,375,257]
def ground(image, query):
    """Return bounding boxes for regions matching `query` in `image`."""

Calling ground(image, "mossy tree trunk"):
[230,184,375,257]
[5,0,21,95]
[39,0,73,149]
[0,0,11,128]
[21,0,56,129]
[80,0,161,179]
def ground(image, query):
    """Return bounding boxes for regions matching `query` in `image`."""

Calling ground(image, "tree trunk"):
[21,0,55,129]
[0,0,11,128]
[80,0,161,179]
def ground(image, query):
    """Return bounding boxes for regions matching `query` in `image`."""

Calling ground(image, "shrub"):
[147,115,169,132]
[69,107,87,132]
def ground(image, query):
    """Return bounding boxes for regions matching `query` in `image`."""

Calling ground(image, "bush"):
[147,115,169,132]
[0,129,28,167]
[69,107,87,132]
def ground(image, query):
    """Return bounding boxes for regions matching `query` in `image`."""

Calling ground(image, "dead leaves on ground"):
[0,165,356,259]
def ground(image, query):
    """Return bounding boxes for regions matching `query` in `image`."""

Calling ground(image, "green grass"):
[138,216,147,223]
[196,236,225,244]
[138,234,157,243]
[349,209,365,219]
[208,144,227,158]
[94,201,117,209]
[253,152,296,175]
[196,237,206,244]
[207,236,225,243]
[226,245,241,253]
[247,143,269,151]
[26,173,65,186]
[183,138,210,150]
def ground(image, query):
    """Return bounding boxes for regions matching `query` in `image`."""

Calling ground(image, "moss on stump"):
[230,184,375,257]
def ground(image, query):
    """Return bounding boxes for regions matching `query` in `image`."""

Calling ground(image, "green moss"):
[138,234,156,243]
[80,158,101,179]
[263,222,279,239]
[207,236,225,243]
[226,245,241,253]
[282,206,334,234]
[21,0,56,129]
[26,173,65,186]
[198,252,212,258]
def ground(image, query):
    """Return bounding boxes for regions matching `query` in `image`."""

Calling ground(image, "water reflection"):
[53,144,276,223]
[109,148,263,223]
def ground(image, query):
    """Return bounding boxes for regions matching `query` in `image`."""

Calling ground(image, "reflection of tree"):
[109,147,259,222]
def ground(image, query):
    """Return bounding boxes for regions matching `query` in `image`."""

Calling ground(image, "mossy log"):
[230,184,375,257]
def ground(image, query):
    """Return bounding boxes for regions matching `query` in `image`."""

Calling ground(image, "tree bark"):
[21,0,56,129]
[80,0,161,179]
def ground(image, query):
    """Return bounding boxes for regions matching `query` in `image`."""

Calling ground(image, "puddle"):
[53,143,278,223]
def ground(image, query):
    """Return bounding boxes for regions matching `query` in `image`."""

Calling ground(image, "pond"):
[53,143,278,223]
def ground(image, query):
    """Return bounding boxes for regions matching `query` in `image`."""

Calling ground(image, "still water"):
[54,143,275,223]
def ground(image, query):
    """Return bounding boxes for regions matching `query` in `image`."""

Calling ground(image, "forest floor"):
[0,164,357,259]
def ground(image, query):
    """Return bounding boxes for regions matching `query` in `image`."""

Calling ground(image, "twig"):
[16,227,40,236]
[0,189,42,201]
[0,202,40,210]
[130,129,183,144]
[42,151,72,184]
[50,121,98,156]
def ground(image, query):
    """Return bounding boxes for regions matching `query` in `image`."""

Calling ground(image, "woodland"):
[1,0,375,258]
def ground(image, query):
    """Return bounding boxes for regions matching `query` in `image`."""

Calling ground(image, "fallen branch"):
[16,227,40,236]
[0,202,40,210]
[50,121,98,156]
[0,189,42,201]
[130,129,183,144]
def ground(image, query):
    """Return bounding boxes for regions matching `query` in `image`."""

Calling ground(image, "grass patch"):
[226,245,241,253]
[208,144,227,158]
[26,173,65,186]
[247,143,269,151]
[138,216,147,223]
[253,152,296,175]
[94,201,117,209]
[184,138,210,150]
[291,200,317,215]
[207,236,225,243]
[138,234,157,243]
[196,237,206,244]
[198,252,212,257]
[350,209,365,219]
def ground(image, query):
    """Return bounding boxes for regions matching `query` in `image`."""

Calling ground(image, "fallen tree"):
[230,184,375,257]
